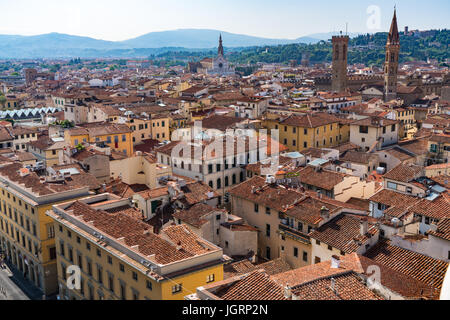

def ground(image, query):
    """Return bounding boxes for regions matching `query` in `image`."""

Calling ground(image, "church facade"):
[207,35,235,76]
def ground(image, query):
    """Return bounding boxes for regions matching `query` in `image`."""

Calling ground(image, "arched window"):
[181,162,184,169]
[232,174,237,185]
[208,181,213,188]
[217,178,222,189]
[225,176,229,187]
[240,172,244,182]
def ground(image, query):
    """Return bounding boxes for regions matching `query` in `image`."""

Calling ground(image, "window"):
[96,249,101,257]
[86,243,91,251]
[206,274,215,283]
[122,135,126,142]
[303,251,308,262]
[97,268,103,284]
[59,241,65,257]
[216,214,221,221]
[68,247,73,262]
[107,256,113,265]
[132,271,138,281]
[120,284,126,300]
[316,240,321,245]
[87,261,92,276]
[265,207,271,215]
[47,224,55,239]
[146,281,153,290]
[266,247,271,260]
[387,182,398,190]
[391,124,396,132]
[108,275,114,292]
[293,247,298,258]
[359,126,368,134]
[78,254,83,270]
[328,245,333,251]
[266,224,271,237]
[172,284,182,294]
[254,204,259,213]
[120,264,125,272]
[49,247,57,260]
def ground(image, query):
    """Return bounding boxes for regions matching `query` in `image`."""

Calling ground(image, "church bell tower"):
[384,8,400,102]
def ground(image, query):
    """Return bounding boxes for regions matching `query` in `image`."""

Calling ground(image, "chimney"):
[360,218,369,236]
[330,277,337,294]
[284,285,292,299]
[320,206,329,219]
[331,255,341,269]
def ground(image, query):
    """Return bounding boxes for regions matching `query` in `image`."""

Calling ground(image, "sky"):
[0,0,449,41]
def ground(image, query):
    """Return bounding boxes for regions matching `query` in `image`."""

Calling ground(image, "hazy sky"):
[1,0,449,41]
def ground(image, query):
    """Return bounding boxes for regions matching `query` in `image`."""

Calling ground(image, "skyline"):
[1,0,449,41]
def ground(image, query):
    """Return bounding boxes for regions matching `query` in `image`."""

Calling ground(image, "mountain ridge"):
[0,29,361,58]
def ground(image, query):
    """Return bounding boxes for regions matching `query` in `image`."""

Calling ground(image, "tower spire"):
[218,34,224,56]
[388,7,400,45]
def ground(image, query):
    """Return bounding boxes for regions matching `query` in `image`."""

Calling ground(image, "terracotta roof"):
[224,258,292,279]
[430,175,450,189]
[0,163,89,196]
[358,255,437,300]
[346,197,371,211]
[364,240,449,290]
[297,166,346,191]
[67,201,212,265]
[351,116,398,127]
[384,163,423,183]
[340,151,378,164]
[197,115,244,132]
[290,271,383,300]
[309,214,378,254]
[409,195,450,220]
[215,270,286,300]
[428,218,450,241]
[173,203,224,228]
[369,189,420,218]
[280,113,341,128]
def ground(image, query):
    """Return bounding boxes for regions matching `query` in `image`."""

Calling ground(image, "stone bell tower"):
[331,33,349,93]
[384,8,400,102]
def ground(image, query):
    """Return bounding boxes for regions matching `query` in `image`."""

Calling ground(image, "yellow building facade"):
[48,194,227,300]
[263,113,349,152]
[65,124,133,156]
[0,163,91,297]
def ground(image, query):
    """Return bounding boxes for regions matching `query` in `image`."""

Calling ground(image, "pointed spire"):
[218,34,224,56]
[387,7,400,45]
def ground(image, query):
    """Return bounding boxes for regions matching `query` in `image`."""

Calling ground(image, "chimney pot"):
[284,285,292,299]
[331,255,341,269]
[360,218,369,236]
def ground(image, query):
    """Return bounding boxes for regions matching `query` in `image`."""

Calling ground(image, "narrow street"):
[0,264,30,300]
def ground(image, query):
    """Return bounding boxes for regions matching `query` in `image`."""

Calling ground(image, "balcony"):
[278,224,311,245]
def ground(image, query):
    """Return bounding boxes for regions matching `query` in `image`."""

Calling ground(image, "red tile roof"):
[364,240,449,290]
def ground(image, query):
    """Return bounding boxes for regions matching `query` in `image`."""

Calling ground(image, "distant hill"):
[0,29,324,59]
[225,29,449,66]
